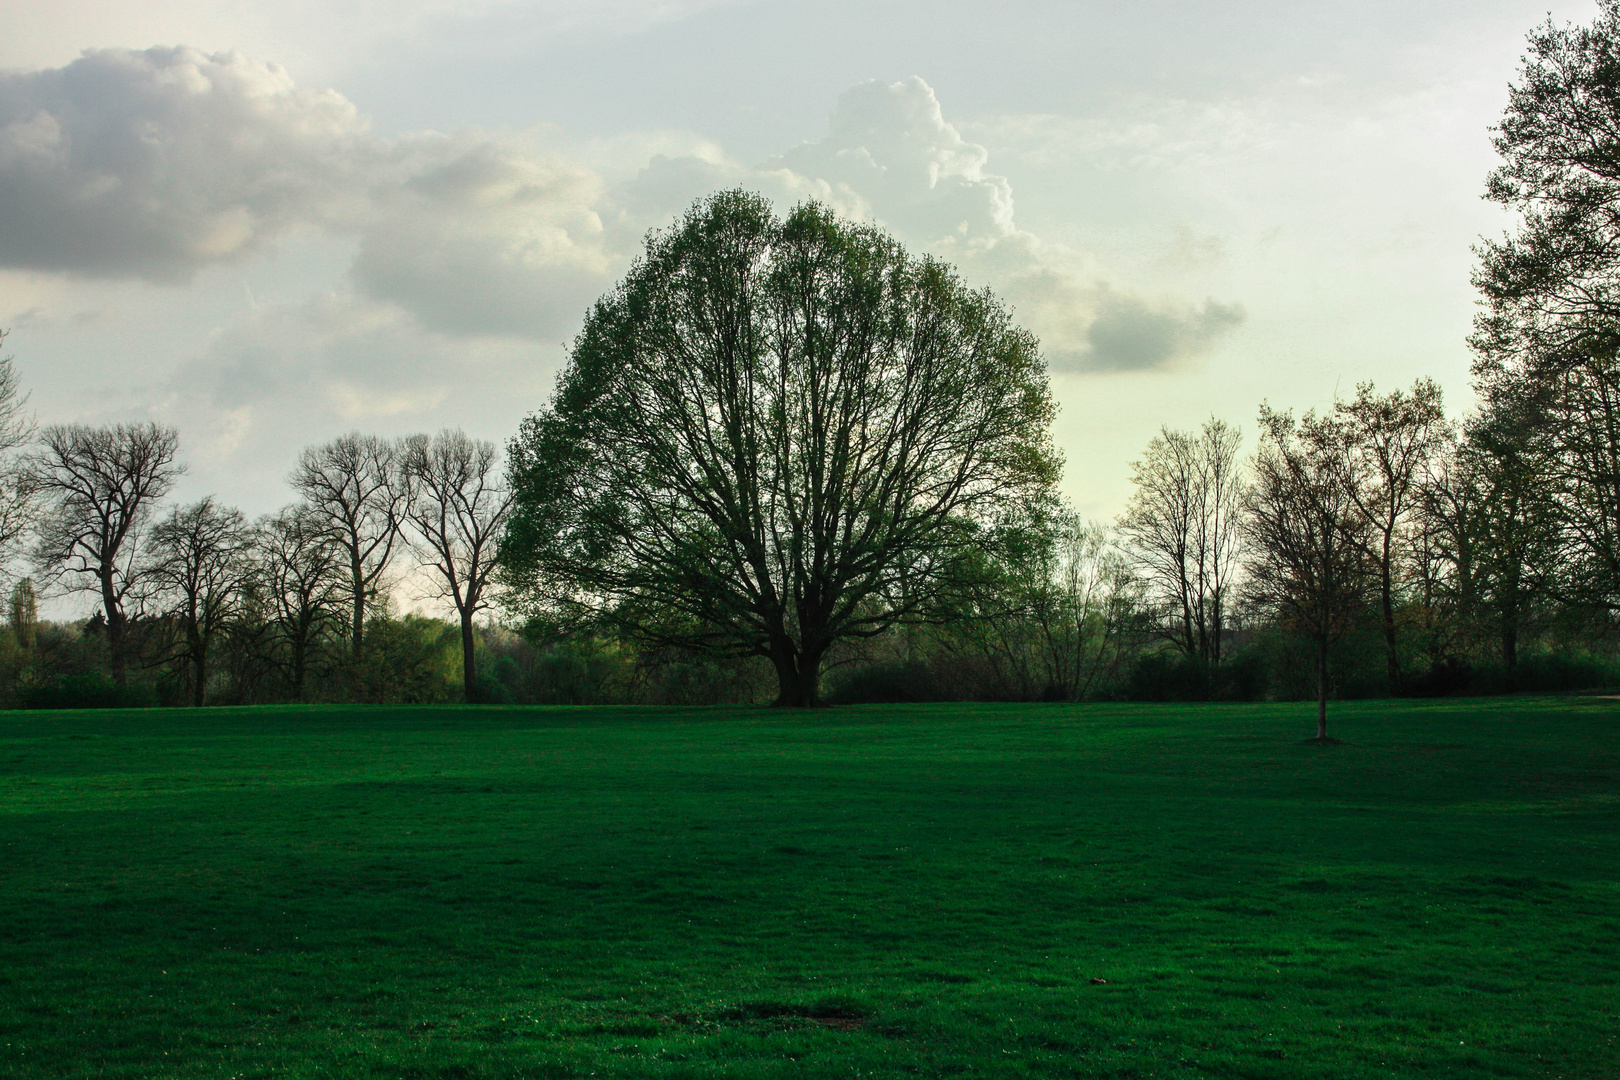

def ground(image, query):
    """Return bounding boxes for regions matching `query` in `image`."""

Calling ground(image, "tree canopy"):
[502,190,1060,706]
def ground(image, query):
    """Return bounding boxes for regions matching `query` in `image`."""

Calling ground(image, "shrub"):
[20,673,157,710]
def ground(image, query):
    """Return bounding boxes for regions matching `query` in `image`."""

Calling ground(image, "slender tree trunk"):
[192,637,207,708]
[292,635,307,702]
[460,610,477,704]
[350,558,365,661]
[1502,617,1518,671]
[1380,561,1400,695]
[102,570,126,687]
[1315,638,1329,741]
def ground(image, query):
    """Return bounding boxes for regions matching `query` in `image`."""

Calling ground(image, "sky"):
[0,0,1600,542]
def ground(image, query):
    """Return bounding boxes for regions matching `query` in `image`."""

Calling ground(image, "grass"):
[0,698,1617,1079]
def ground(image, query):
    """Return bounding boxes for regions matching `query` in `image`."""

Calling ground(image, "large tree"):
[289,433,412,660]
[403,429,512,702]
[1427,407,1560,670]
[503,191,1060,707]
[1119,418,1245,669]
[1473,1,1620,611]
[31,422,182,685]
[1243,406,1373,741]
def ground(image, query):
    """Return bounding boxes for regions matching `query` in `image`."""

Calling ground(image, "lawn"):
[0,698,1616,1079]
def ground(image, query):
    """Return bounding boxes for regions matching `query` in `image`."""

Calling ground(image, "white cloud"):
[0,46,382,281]
[767,76,1015,249]
[753,77,1244,372]
[160,289,551,510]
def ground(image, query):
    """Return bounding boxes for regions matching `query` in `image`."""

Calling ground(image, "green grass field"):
[1,699,1616,1079]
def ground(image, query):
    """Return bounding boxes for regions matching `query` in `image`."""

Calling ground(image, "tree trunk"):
[461,611,477,704]
[1502,618,1518,671]
[192,641,207,708]
[1381,562,1400,695]
[1315,639,1329,741]
[771,643,824,708]
[102,569,126,687]
[351,557,366,661]
[292,636,307,702]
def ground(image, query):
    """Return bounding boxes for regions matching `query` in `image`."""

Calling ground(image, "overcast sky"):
[0,0,1598,538]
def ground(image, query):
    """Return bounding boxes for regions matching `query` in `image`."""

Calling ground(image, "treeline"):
[0,372,1612,713]
[824,379,1617,717]
[10,0,1620,713]
[0,350,526,708]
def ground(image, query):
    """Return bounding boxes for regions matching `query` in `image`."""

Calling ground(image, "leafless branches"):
[289,433,411,660]
[1119,418,1245,667]
[403,429,513,701]
[30,421,182,684]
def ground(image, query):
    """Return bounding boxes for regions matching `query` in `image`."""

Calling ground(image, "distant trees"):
[31,422,182,685]
[257,505,346,701]
[0,331,35,563]
[145,498,254,706]
[289,434,411,660]
[503,191,1059,707]
[1119,418,1245,669]
[957,509,1141,701]
[403,430,513,702]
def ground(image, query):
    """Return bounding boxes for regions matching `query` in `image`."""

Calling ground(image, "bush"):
[20,673,157,710]
[1468,652,1620,696]
[824,661,950,704]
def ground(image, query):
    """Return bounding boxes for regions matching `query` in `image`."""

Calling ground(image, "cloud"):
[350,138,616,338]
[0,50,1246,383]
[765,76,1015,249]
[1061,292,1245,374]
[162,289,552,509]
[0,46,381,281]
[748,77,1244,372]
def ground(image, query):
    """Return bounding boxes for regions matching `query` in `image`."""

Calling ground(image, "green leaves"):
[502,190,1059,703]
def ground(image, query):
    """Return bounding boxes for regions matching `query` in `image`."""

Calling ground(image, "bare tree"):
[145,498,254,706]
[289,433,411,660]
[403,429,513,703]
[1333,379,1450,691]
[31,422,182,685]
[1023,514,1142,701]
[1244,406,1373,741]
[0,330,37,567]
[258,504,346,700]
[1119,417,1246,669]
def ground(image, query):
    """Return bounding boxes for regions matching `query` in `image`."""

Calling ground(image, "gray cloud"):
[350,140,616,338]
[1058,293,1245,374]
[0,46,380,281]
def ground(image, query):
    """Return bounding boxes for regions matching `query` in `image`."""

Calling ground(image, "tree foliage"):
[503,191,1060,706]
[1474,1,1620,611]
[289,433,411,659]
[145,497,254,706]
